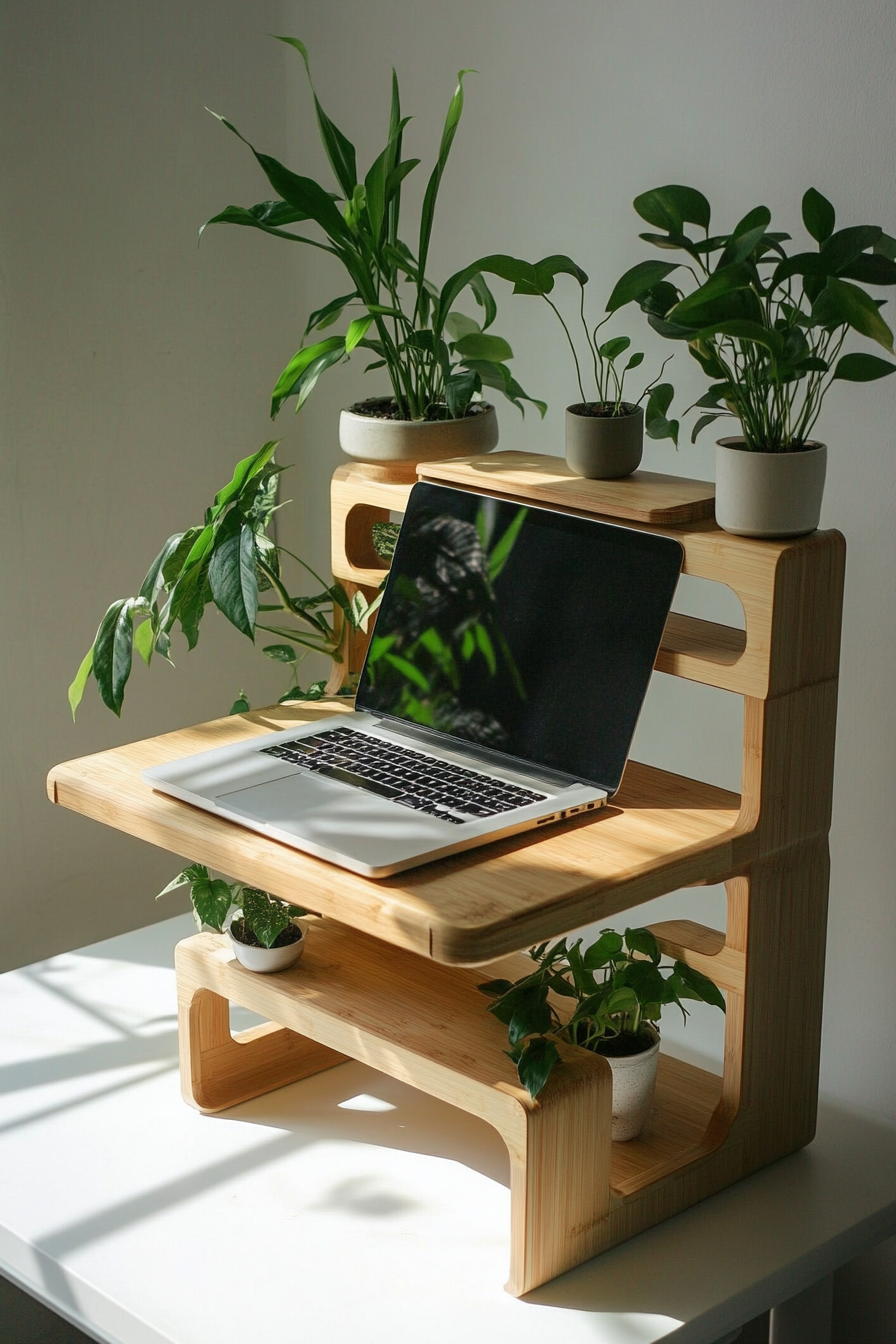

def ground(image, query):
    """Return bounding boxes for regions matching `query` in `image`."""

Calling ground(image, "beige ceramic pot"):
[598,1025,660,1141]
[565,403,643,479]
[339,399,499,464]
[715,438,826,538]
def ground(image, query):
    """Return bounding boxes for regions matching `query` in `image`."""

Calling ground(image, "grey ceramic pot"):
[565,403,643,479]
[339,399,498,464]
[715,438,826,538]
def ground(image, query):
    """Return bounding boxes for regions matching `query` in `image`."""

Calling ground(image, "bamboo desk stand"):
[49,452,845,1298]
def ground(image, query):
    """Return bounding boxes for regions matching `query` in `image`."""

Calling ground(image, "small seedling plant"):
[68,441,379,719]
[157,863,307,949]
[479,926,725,1100]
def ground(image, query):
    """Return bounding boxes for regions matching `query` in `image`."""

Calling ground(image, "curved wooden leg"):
[178,986,347,1114]
[502,1049,613,1297]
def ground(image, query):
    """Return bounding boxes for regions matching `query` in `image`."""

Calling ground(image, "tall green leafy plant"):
[202,38,544,422]
[479,926,725,1100]
[607,185,896,450]
[68,442,377,718]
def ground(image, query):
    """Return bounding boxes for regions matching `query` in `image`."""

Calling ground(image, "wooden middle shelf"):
[49,707,742,965]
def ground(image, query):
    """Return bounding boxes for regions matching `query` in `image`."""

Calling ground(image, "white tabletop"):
[2,916,895,1344]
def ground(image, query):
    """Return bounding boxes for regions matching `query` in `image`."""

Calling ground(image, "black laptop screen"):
[356,482,683,794]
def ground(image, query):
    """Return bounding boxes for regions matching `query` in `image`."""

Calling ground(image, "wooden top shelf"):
[48,701,743,965]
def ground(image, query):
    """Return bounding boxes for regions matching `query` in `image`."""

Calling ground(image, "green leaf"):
[838,254,896,287]
[67,647,94,720]
[508,984,552,1045]
[874,233,896,262]
[691,413,725,443]
[487,507,528,582]
[160,527,203,586]
[444,369,479,419]
[417,69,475,307]
[191,875,234,932]
[645,383,679,447]
[821,225,883,274]
[674,960,726,1011]
[272,37,357,199]
[270,335,346,417]
[208,524,259,638]
[462,358,546,417]
[532,253,589,292]
[229,691,251,714]
[304,292,358,336]
[668,263,754,323]
[240,885,291,948]
[719,224,770,268]
[166,558,211,649]
[212,441,280,514]
[582,929,623,969]
[469,271,498,330]
[438,255,540,329]
[208,110,354,248]
[444,311,481,342]
[616,960,666,1004]
[633,185,711,233]
[262,643,297,662]
[694,318,785,361]
[345,315,373,354]
[453,332,513,362]
[513,1036,561,1100]
[138,533,185,604]
[802,188,835,244]
[732,205,772,240]
[93,598,137,716]
[598,336,631,361]
[134,619,155,666]
[816,276,895,351]
[606,260,680,313]
[832,352,896,382]
[624,926,661,964]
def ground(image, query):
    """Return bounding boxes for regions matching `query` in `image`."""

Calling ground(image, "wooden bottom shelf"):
[610,1053,723,1198]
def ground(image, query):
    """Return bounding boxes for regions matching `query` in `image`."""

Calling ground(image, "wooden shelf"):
[49,452,847,1295]
[176,918,725,1295]
[49,714,743,965]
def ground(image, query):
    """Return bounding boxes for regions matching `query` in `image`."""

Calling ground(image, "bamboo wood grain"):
[176,921,614,1296]
[48,453,845,1291]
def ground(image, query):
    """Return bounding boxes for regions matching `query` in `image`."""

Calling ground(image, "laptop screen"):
[356,482,683,794]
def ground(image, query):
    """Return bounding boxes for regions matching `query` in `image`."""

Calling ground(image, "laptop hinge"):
[368,714,594,791]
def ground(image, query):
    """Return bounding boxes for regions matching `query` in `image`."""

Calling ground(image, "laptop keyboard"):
[261,727,548,824]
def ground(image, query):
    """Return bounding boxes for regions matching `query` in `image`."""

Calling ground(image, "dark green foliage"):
[479,927,725,1099]
[608,185,896,450]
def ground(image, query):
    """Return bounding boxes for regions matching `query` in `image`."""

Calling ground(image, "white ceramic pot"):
[565,403,643,479]
[715,438,826,538]
[339,399,498,464]
[226,916,306,974]
[599,1026,660,1141]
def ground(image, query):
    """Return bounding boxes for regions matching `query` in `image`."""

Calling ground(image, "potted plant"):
[158,863,309,973]
[200,38,545,462]
[68,440,380,719]
[607,185,896,535]
[479,925,725,1140]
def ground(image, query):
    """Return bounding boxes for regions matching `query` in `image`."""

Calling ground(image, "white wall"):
[3,0,896,1336]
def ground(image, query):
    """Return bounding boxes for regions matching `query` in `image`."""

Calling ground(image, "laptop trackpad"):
[216,772,445,863]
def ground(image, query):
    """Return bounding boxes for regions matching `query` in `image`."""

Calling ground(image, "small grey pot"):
[565,403,644,479]
[715,438,827,538]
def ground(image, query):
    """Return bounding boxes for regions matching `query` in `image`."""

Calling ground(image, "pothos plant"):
[606,184,896,450]
[68,441,376,719]
[157,863,307,949]
[201,37,544,423]
[479,926,725,1100]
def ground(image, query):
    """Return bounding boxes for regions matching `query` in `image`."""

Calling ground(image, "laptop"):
[143,481,683,877]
